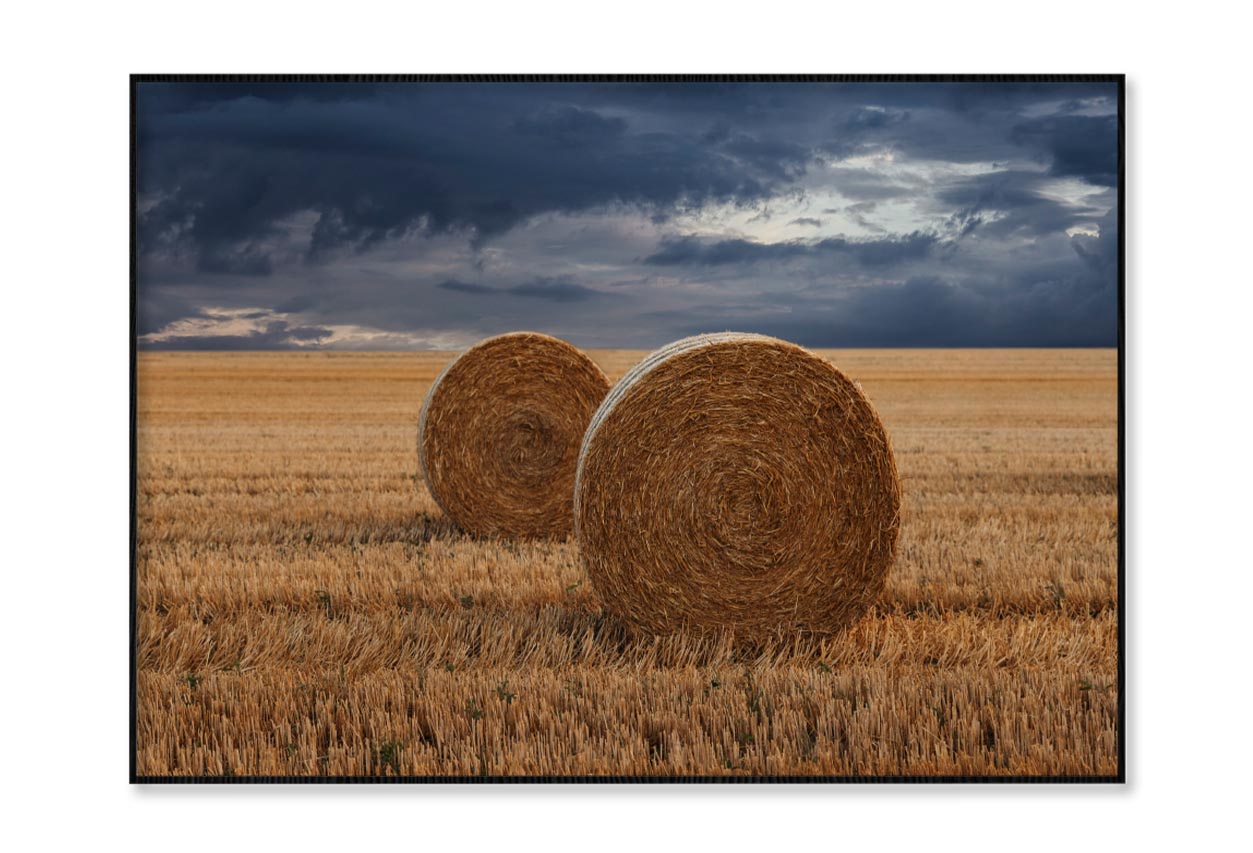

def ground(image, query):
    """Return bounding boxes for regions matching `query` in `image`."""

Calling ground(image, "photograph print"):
[132,75,1122,781]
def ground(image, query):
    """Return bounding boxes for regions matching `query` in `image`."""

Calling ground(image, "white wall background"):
[1,2,1246,849]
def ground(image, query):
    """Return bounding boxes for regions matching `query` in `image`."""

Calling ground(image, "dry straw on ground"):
[136,348,1119,777]
[419,332,609,539]
[576,333,902,640]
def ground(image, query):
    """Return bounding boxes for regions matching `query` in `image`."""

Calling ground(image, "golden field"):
[134,348,1119,778]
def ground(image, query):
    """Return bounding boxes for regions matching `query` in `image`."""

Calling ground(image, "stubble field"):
[134,348,1119,778]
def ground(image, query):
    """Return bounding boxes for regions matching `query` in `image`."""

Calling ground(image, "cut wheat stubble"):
[135,348,1118,777]
[418,332,610,539]
[575,333,901,639]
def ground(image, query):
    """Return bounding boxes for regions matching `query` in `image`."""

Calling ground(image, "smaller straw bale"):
[419,332,610,539]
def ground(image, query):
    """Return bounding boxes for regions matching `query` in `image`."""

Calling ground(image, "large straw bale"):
[575,333,900,638]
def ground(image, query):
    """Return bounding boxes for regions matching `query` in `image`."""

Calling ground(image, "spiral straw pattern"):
[575,333,900,639]
[419,332,610,539]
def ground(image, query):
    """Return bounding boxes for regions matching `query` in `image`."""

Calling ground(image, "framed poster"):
[132,74,1123,782]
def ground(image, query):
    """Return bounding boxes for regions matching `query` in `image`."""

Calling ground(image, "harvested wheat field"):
[134,348,1119,779]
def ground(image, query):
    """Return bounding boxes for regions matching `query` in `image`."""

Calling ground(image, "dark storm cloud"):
[506,278,603,302]
[512,104,628,145]
[195,245,274,276]
[439,277,605,301]
[140,320,333,350]
[138,81,1115,270]
[136,291,205,336]
[437,279,494,295]
[1070,206,1119,281]
[137,83,813,274]
[934,170,1108,238]
[274,293,318,313]
[644,232,941,267]
[135,81,390,111]
[844,106,911,130]
[136,80,1119,349]
[821,167,914,201]
[713,132,811,180]
[823,106,912,159]
[814,85,1118,171]
[1010,114,1119,186]
[581,81,1115,126]
[683,204,1120,348]
[677,267,1115,349]
[699,278,995,347]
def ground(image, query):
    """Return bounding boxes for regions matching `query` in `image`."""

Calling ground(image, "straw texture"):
[419,332,610,539]
[575,333,901,639]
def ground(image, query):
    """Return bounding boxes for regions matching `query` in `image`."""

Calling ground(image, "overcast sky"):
[136,80,1119,350]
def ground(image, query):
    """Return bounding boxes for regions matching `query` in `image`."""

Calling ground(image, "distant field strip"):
[135,349,1118,777]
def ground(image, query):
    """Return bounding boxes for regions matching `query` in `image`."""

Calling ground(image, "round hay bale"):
[575,333,900,639]
[419,332,610,539]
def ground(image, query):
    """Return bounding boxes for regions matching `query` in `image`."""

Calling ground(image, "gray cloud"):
[437,276,605,302]
[1010,114,1119,186]
[142,320,333,350]
[437,279,494,295]
[934,169,1110,238]
[644,233,942,267]
[506,278,603,302]
[136,80,1119,349]
[137,84,817,274]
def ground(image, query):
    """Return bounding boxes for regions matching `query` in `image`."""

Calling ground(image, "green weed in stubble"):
[373,740,404,775]
[315,589,332,618]
[495,681,515,705]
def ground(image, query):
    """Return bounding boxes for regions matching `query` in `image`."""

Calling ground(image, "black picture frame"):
[130,73,1125,784]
